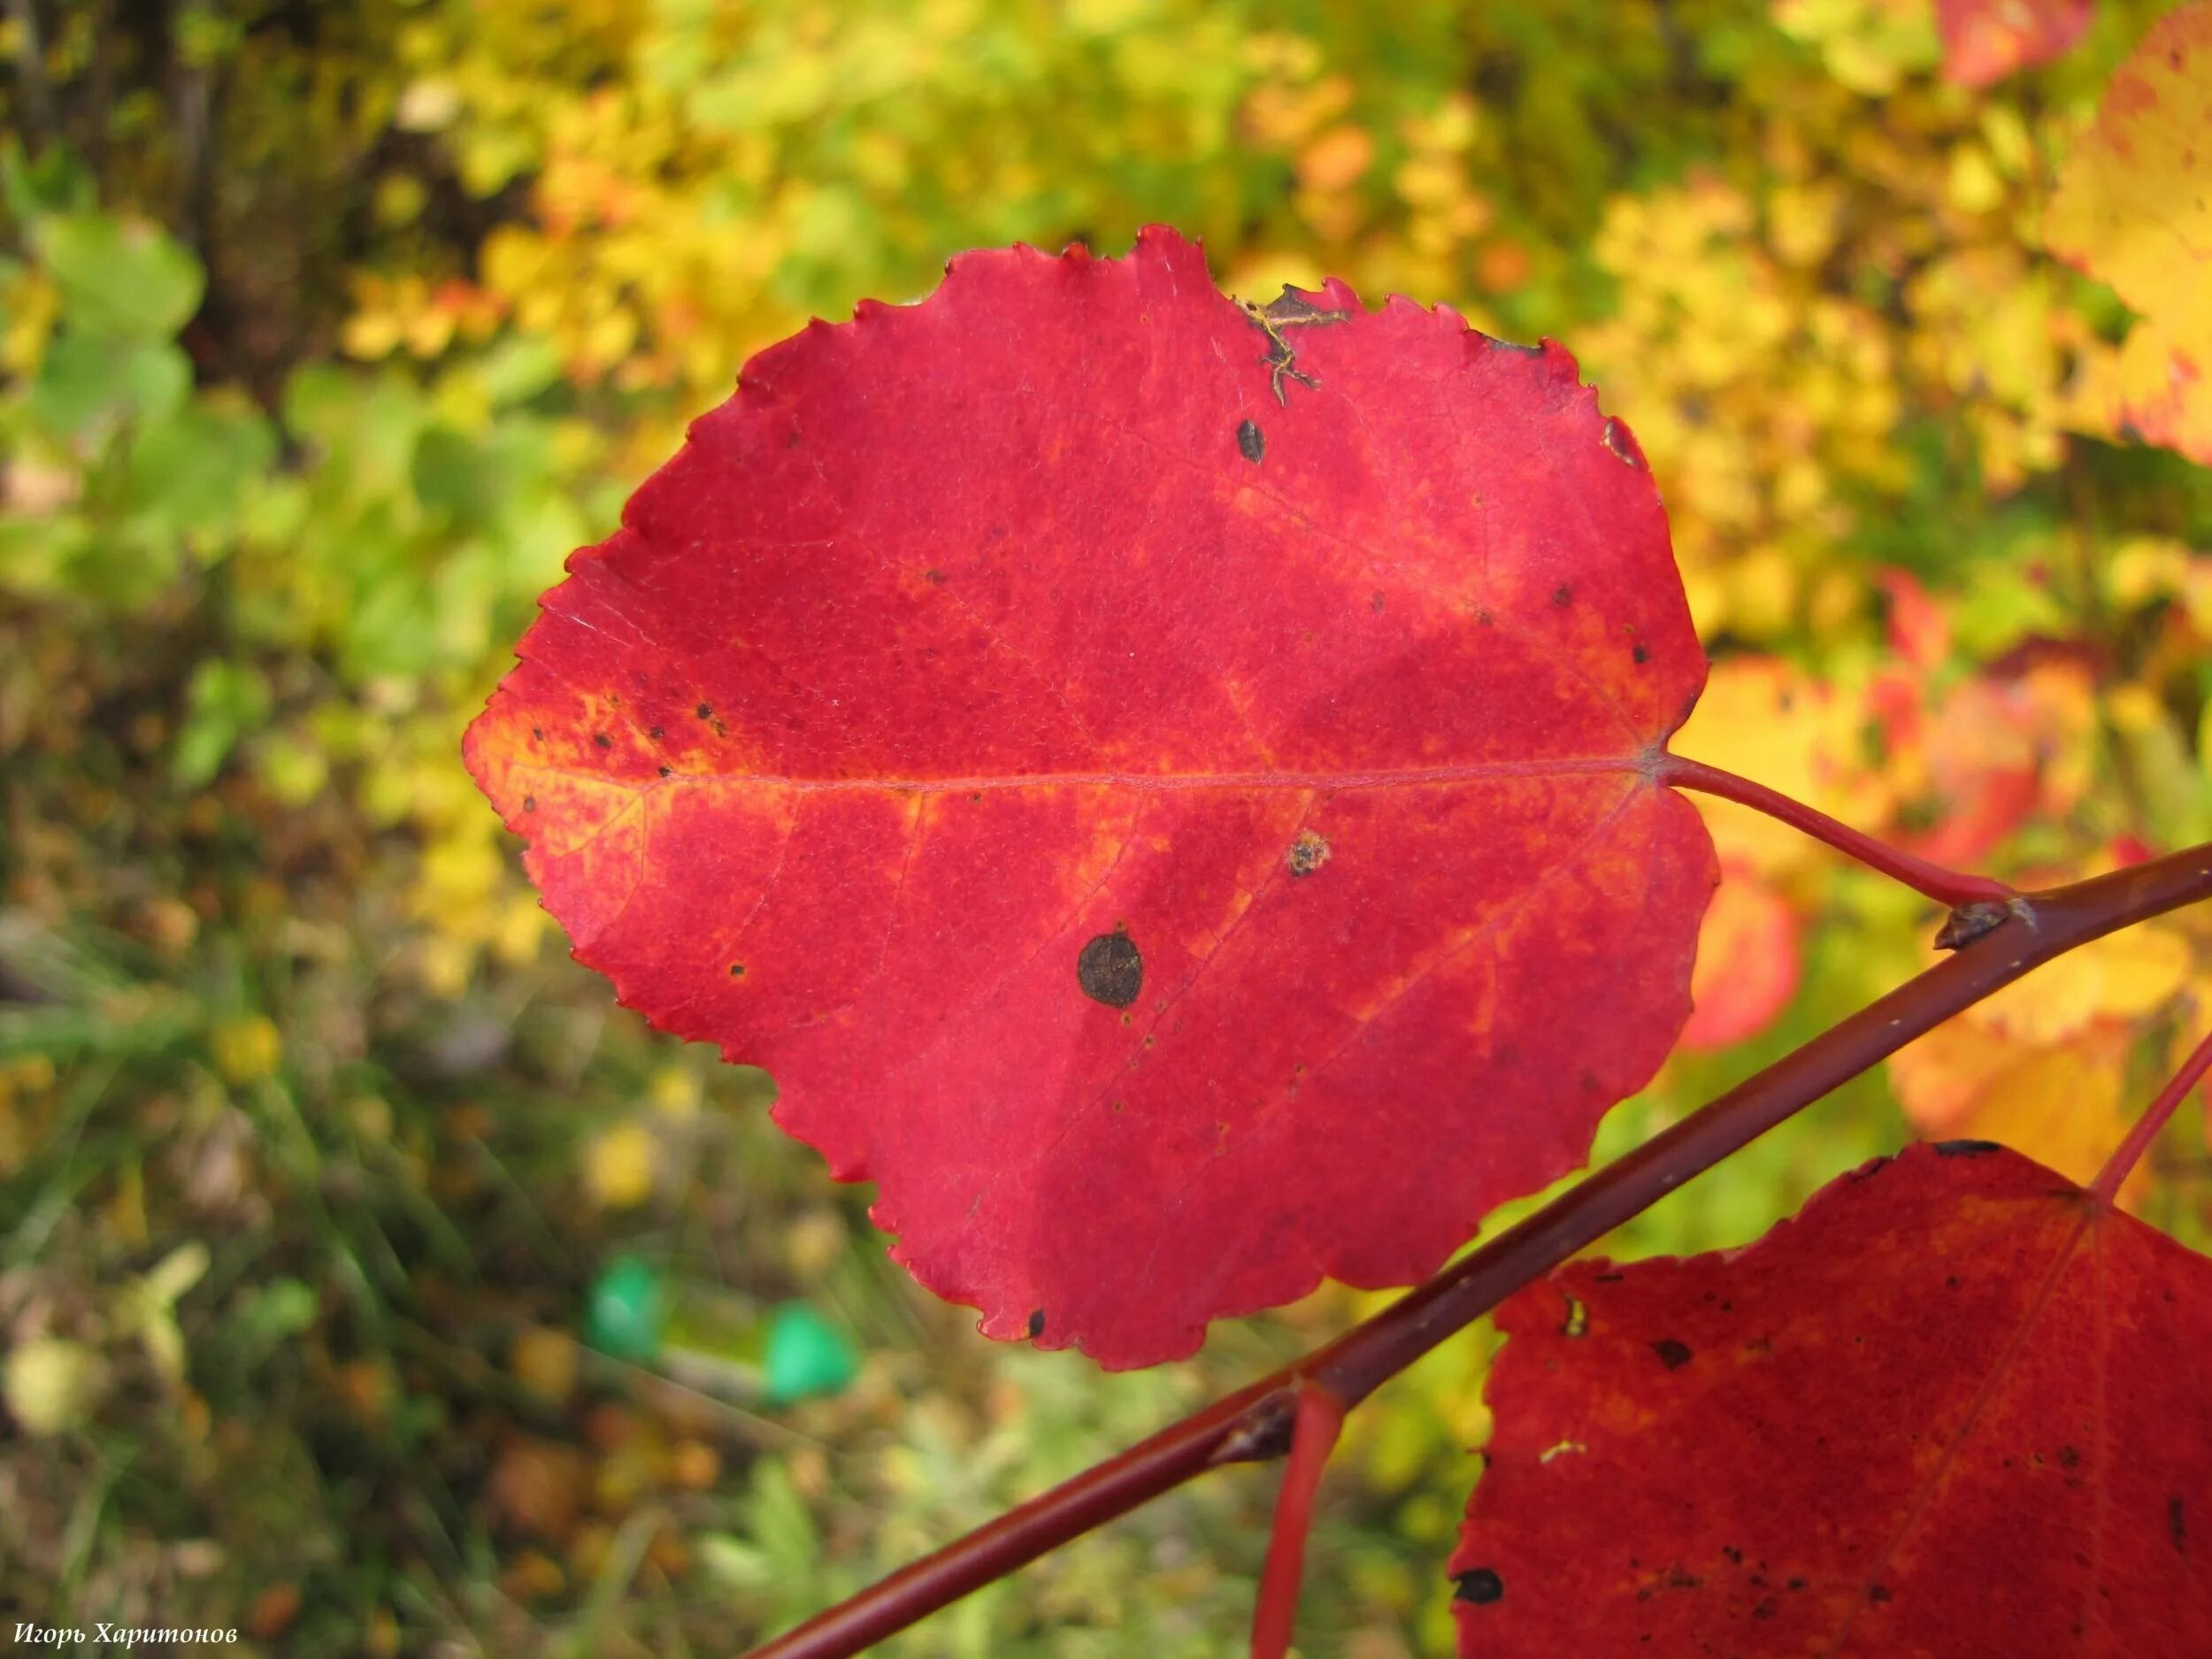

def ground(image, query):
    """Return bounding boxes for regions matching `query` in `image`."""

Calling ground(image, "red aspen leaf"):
[1935,0,2093,88]
[465,227,1717,1368]
[1871,659,2095,867]
[1872,566,1951,673]
[1449,1141,2212,1655]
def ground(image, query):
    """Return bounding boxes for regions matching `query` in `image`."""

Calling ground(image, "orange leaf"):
[1678,864,1801,1053]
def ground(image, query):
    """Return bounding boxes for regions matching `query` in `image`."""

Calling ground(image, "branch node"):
[1209,1388,1301,1466]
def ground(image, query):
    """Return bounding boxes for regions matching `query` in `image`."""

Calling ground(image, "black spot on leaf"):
[594,733,612,749]
[1632,643,1651,664]
[1076,931,1143,1009]
[695,703,713,719]
[1652,1338,1694,1371]
[1237,419,1265,463]
[1552,584,1573,606]
[1935,1140,2002,1157]
[1453,1567,1504,1606]
[1027,1309,1045,1339]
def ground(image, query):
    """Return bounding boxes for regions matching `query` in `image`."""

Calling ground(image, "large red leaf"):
[1450,1141,2212,1655]
[465,227,1716,1366]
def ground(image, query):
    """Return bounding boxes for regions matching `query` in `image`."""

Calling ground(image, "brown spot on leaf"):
[1076,931,1143,1009]
[594,733,612,749]
[1552,585,1573,607]
[1286,830,1331,877]
[1602,416,1643,467]
[523,795,536,812]
[925,569,947,584]
[1632,643,1650,664]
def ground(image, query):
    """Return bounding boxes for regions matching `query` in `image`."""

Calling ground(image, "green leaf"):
[175,659,273,788]
[28,331,192,439]
[34,212,204,339]
[0,140,96,221]
[125,397,279,541]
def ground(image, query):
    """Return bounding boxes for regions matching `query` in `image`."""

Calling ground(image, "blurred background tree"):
[2,1,2208,1653]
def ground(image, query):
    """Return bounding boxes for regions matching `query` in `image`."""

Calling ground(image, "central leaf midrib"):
[646,755,1655,794]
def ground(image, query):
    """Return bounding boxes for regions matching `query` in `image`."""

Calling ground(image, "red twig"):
[2090,1024,2212,1202]
[743,841,2212,1659]
[1655,754,2015,908]
[1251,1381,1348,1659]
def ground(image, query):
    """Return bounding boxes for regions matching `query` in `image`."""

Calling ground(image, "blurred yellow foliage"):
[586,1120,658,1210]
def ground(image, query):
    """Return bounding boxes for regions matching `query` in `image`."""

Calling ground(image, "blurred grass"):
[3,1,2210,1655]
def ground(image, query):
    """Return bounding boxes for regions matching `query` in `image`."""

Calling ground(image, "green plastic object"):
[583,1255,665,1363]
[763,1302,858,1405]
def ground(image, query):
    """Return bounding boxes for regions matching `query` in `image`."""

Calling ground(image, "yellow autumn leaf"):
[1886,1018,2022,1133]
[1974,923,2192,1046]
[212,1015,282,1085]
[647,1065,700,1120]
[4,1337,107,1436]
[1951,1032,2135,1195]
[585,1121,657,1210]
[1673,657,1888,877]
[2046,1,2212,464]
[1891,1022,2141,1199]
